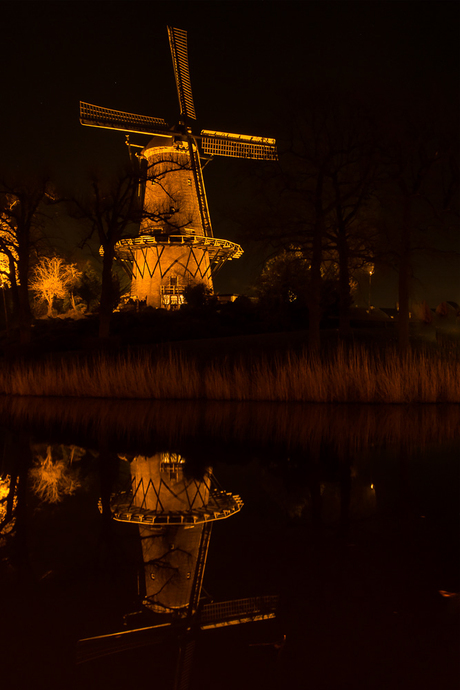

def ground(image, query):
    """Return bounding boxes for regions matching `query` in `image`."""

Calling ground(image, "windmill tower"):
[80,26,277,308]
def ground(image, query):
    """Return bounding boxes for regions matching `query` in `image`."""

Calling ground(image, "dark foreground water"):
[0,399,459,690]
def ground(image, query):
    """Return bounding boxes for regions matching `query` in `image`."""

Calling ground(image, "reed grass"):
[0,345,458,403]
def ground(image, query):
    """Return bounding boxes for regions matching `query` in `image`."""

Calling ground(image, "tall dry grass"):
[0,346,458,403]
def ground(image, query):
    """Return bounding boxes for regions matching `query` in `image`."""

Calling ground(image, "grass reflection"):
[1,396,459,455]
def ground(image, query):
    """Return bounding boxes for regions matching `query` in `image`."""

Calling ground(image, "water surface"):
[0,400,458,690]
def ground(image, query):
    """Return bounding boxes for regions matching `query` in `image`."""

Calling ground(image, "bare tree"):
[241,95,379,348]
[0,176,52,345]
[71,159,192,339]
[70,166,143,338]
[374,103,459,352]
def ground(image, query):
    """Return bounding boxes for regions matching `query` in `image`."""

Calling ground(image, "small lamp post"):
[368,265,375,310]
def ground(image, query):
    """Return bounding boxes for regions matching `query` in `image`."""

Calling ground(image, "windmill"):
[80,26,277,308]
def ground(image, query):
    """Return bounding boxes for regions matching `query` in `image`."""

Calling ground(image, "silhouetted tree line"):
[233,87,459,352]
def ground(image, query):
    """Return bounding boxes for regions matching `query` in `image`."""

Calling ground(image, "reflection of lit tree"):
[0,474,18,543]
[30,257,82,316]
[29,444,83,504]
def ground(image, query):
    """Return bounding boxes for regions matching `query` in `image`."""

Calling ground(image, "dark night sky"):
[1,1,459,305]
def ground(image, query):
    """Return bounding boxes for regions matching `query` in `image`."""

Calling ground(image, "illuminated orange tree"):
[30,257,81,317]
[0,208,19,288]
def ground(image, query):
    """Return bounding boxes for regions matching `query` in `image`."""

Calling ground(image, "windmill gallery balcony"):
[115,234,243,309]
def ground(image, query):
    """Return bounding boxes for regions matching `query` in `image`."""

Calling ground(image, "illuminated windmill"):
[80,26,277,308]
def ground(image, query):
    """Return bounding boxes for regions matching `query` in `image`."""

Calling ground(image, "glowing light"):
[439,590,459,599]
[370,484,374,490]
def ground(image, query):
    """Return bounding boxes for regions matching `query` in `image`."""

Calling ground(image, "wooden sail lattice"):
[201,130,278,161]
[200,595,279,629]
[167,26,196,121]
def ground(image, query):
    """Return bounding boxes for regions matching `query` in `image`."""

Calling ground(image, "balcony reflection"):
[112,452,242,615]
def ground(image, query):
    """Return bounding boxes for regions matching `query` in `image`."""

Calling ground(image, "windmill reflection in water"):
[77,452,279,688]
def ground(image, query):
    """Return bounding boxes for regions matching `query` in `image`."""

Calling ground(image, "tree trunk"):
[16,233,32,346]
[18,269,31,346]
[308,239,322,353]
[398,197,412,354]
[337,227,352,338]
[308,172,325,353]
[332,174,352,339]
[99,244,115,339]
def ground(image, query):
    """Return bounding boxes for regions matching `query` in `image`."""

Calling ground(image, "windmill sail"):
[201,130,278,161]
[186,137,213,237]
[167,26,196,120]
[80,102,170,137]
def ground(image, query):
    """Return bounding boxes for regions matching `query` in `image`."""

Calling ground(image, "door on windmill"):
[161,277,185,309]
